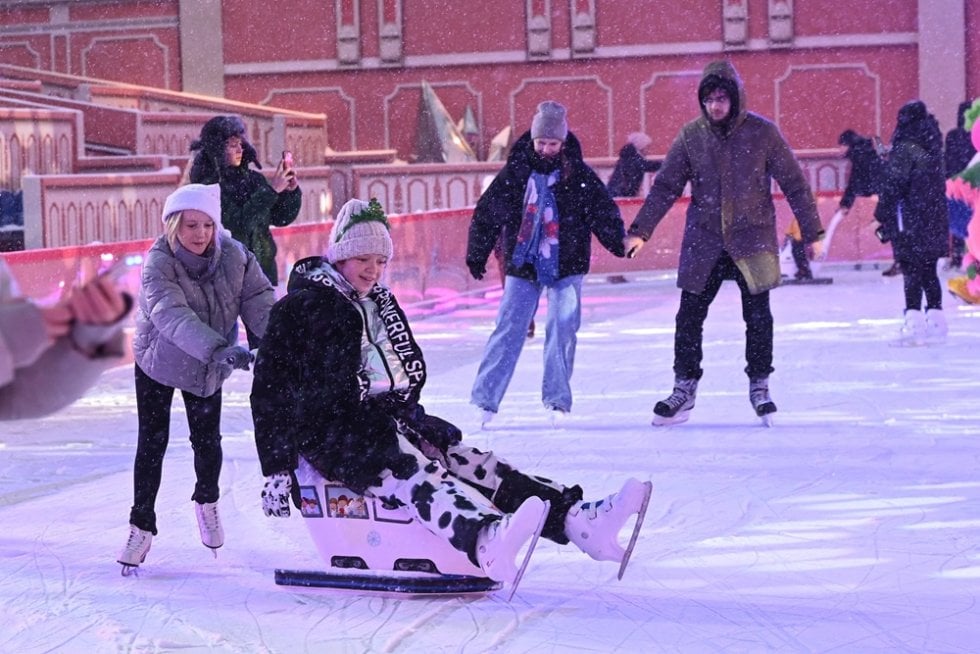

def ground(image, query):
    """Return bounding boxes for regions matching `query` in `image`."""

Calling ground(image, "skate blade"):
[617,481,653,581]
[651,409,691,427]
[505,499,550,602]
[120,564,139,577]
[274,569,501,596]
[781,277,833,285]
[759,414,774,428]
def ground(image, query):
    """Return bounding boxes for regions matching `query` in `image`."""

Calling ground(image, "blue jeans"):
[471,274,583,413]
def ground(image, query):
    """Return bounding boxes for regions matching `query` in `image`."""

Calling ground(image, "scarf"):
[173,242,218,280]
[299,259,428,405]
[511,170,561,285]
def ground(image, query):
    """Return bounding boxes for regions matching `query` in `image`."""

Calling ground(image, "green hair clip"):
[336,198,390,241]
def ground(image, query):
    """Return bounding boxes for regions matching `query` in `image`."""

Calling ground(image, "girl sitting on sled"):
[250,198,650,588]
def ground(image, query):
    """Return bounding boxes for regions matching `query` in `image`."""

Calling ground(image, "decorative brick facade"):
[1,1,976,162]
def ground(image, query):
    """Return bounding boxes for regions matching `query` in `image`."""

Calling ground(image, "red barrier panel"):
[1,194,888,314]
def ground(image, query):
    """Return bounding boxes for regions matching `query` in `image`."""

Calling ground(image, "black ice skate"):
[652,378,698,426]
[749,377,777,427]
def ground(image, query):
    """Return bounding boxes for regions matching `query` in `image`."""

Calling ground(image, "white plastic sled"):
[274,458,503,596]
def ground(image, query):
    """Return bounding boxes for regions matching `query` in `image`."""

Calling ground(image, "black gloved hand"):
[212,345,253,371]
[466,258,486,280]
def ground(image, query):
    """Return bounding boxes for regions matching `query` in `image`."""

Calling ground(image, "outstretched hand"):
[42,274,128,341]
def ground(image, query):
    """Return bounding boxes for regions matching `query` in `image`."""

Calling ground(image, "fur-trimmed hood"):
[188,115,262,184]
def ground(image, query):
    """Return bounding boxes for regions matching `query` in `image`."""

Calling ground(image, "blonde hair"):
[163,211,182,251]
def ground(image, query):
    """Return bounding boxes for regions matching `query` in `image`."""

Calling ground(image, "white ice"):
[2,264,979,653]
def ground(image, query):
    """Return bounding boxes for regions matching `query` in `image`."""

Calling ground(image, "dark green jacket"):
[216,167,301,285]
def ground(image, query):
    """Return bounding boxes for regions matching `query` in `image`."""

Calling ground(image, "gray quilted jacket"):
[133,233,273,397]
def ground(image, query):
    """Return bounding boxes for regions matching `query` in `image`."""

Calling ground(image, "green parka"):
[628,60,822,294]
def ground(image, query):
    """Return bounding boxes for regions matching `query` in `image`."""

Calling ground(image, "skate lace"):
[749,385,771,406]
[581,496,616,521]
[200,504,220,532]
[662,388,692,410]
[124,527,147,552]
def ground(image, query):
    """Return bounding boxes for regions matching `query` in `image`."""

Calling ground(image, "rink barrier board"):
[0,193,889,363]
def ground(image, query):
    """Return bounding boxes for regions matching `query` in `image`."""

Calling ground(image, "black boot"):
[882,262,902,277]
[791,239,812,280]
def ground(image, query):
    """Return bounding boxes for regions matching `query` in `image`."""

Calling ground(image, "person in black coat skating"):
[874,100,950,345]
[607,132,662,198]
[944,100,977,268]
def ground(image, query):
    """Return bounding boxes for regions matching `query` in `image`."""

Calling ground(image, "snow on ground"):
[1,264,979,653]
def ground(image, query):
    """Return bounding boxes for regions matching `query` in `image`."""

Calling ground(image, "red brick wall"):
[2,2,978,160]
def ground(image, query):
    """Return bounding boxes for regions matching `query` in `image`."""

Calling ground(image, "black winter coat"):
[840,137,884,209]
[875,133,949,262]
[607,143,661,197]
[250,257,458,493]
[466,131,626,281]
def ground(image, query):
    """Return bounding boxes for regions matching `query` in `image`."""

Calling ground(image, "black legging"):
[898,256,942,312]
[129,364,223,534]
[673,252,774,381]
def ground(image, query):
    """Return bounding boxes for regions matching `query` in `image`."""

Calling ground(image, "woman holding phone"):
[188,115,302,289]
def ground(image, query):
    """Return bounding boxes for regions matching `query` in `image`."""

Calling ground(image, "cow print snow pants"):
[366,428,584,565]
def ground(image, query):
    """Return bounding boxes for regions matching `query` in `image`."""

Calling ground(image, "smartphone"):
[282,150,294,169]
[100,254,143,281]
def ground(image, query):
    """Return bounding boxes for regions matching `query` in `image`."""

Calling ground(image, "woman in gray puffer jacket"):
[119,183,274,574]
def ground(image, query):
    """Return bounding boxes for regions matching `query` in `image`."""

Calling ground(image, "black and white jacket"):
[251,256,458,493]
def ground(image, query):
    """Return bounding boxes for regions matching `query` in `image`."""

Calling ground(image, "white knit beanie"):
[627,132,652,151]
[530,100,569,141]
[162,183,222,226]
[326,198,393,264]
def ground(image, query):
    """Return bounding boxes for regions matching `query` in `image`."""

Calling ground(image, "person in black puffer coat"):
[465,101,626,422]
[607,132,662,197]
[189,115,302,287]
[838,129,885,213]
[874,100,950,345]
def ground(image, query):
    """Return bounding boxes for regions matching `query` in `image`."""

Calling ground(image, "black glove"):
[874,224,890,244]
[212,345,253,370]
[466,258,486,280]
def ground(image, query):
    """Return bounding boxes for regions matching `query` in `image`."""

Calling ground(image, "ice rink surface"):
[2,264,979,653]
